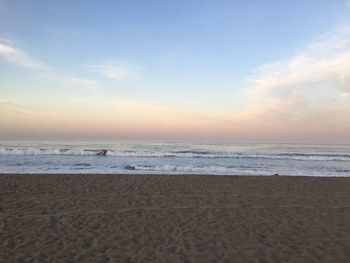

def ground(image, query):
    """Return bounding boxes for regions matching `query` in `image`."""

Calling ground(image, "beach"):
[1,174,349,262]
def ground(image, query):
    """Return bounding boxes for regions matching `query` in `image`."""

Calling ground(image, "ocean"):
[0,140,349,176]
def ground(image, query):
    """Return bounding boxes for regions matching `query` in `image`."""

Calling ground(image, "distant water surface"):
[0,140,349,176]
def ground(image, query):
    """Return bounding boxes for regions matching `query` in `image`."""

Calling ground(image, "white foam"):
[129,164,281,175]
[1,147,349,161]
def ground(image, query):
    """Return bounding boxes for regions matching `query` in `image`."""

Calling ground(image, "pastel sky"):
[1,0,350,142]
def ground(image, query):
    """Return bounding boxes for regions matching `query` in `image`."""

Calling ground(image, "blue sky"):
[1,0,350,141]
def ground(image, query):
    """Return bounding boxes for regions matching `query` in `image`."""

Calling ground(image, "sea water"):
[0,140,349,176]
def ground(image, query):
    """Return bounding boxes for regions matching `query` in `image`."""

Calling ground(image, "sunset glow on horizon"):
[1,0,350,143]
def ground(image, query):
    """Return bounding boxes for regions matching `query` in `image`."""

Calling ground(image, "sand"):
[1,174,349,262]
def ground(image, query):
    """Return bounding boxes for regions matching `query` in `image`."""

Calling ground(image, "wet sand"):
[1,174,350,262]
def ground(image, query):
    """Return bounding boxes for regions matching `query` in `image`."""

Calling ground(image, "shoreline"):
[0,173,349,177]
[1,173,349,262]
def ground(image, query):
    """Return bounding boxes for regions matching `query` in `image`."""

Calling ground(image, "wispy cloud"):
[0,97,53,118]
[90,64,139,80]
[69,78,100,92]
[0,98,24,106]
[0,41,102,95]
[0,42,46,70]
[236,26,350,141]
[251,26,350,97]
[69,97,88,102]
[246,27,350,118]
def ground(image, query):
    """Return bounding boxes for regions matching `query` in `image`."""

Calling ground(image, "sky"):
[1,0,350,143]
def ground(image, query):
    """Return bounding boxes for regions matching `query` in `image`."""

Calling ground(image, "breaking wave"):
[124,164,237,174]
[1,147,349,161]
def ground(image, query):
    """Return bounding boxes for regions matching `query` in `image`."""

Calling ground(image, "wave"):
[123,164,282,176]
[0,148,103,156]
[73,163,92,167]
[124,164,236,174]
[0,147,349,161]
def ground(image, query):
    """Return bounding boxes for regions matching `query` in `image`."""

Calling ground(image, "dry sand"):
[1,174,349,262]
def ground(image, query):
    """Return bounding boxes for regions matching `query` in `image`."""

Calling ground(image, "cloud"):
[251,26,350,97]
[0,98,24,106]
[0,41,103,95]
[0,42,46,70]
[91,64,139,80]
[0,97,54,119]
[233,26,350,141]
[69,78,100,92]
[0,41,99,94]
[246,26,350,116]
[69,97,88,102]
